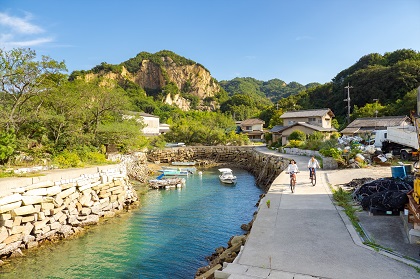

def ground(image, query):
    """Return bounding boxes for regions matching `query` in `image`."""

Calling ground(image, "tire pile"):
[352,176,413,212]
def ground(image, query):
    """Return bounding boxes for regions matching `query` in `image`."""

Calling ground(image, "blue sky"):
[1,0,419,85]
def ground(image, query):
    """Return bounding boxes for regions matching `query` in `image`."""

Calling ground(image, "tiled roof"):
[280,108,334,119]
[270,125,286,133]
[240,118,265,125]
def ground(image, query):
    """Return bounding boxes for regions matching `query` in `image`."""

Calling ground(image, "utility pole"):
[344,83,353,124]
[373,99,379,131]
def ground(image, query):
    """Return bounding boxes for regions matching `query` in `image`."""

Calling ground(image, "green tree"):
[351,101,386,119]
[0,48,66,132]
[0,129,17,164]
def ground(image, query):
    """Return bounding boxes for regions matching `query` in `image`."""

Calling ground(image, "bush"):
[287,140,305,148]
[288,130,306,141]
[52,150,83,168]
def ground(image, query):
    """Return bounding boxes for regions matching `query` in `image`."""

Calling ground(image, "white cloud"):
[0,11,52,49]
[0,12,44,34]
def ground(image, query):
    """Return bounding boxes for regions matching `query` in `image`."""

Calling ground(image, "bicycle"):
[288,171,298,193]
[309,168,316,186]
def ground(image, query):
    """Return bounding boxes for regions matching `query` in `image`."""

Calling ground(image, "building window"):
[308,118,316,122]
[246,126,252,131]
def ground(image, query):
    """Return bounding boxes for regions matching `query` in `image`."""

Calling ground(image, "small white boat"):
[218,168,237,184]
[171,161,196,166]
[159,169,190,176]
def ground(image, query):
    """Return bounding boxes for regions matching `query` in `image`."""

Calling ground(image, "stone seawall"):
[147,146,289,191]
[0,164,138,260]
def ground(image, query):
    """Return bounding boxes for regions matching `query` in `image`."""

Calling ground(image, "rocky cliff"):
[81,51,222,111]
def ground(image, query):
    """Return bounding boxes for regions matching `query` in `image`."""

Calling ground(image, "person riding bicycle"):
[287,159,299,180]
[308,156,320,179]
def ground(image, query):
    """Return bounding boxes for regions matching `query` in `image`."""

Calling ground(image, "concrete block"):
[24,180,54,190]
[42,225,51,233]
[51,205,64,215]
[80,208,91,216]
[79,195,91,206]
[12,205,37,216]
[46,186,62,196]
[53,212,64,221]
[0,213,12,220]
[60,182,76,190]
[0,194,22,206]
[37,212,46,220]
[69,192,80,202]
[0,201,22,214]
[24,188,48,196]
[33,219,49,231]
[24,222,34,235]
[0,227,9,243]
[21,215,35,223]
[12,216,22,227]
[54,196,63,207]
[50,222,61,231]
[107,186,122,193]
[58,214,67,224]
[99,192,111,199]
[41,203,54,211]
[57,187,76,199]
[409,228,420,244]
[110,195,118,202]
[0,219,13,228]
[3,233,22,245]
[10,225,26,235]
[21,195,44,206]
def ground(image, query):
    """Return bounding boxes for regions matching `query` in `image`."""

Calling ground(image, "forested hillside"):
[273,49,420,126]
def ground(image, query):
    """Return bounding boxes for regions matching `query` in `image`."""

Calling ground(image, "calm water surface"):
[0,167,263,279]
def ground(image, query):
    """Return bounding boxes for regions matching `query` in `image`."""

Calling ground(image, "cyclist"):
[308,156,321,179]
[287,159,299,181]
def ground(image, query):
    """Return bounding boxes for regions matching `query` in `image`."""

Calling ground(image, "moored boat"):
[159,169,190,176]
[171,161,196,166]
[218,168,237,184]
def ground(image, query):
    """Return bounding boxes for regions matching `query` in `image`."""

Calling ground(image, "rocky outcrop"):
[82,54,221,111]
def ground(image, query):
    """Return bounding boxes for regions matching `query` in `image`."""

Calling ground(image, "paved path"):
[216,147,420,279]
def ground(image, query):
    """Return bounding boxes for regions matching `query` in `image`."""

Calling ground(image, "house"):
[123,112,161,136]
[272,108,337,145]
[270,125,285,143]
[273,122,337,146]
[239,118,265,142]
[280,108,335,128]
[340,116,411,136]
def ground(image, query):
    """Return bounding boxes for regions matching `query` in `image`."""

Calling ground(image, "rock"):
[9,248,24,258]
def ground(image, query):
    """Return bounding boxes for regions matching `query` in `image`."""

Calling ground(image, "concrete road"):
[216,147,420,279]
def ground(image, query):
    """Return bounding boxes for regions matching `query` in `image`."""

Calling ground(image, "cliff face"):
[84,55,221,111]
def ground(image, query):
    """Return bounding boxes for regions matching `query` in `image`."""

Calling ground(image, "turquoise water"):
[0,167,263,279]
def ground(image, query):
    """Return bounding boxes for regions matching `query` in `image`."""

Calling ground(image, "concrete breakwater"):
[147,146,289,191]
[0,164,138,260]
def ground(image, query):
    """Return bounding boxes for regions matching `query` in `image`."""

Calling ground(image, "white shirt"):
[308,159,320,168]
[287,163,299,173]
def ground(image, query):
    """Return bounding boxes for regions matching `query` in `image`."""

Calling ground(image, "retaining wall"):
[0,164,138,259]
